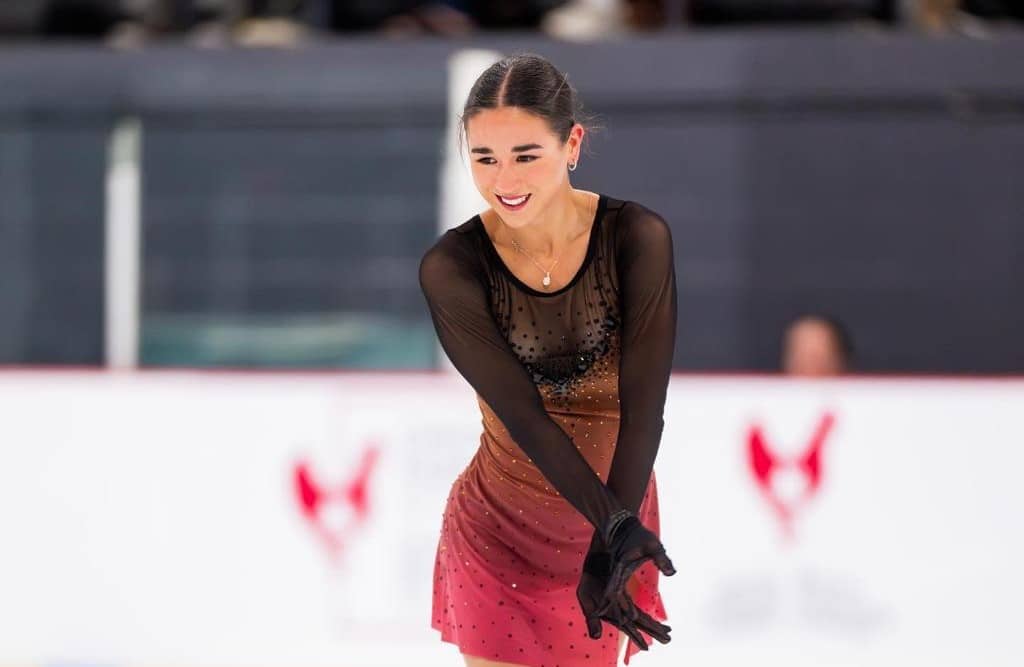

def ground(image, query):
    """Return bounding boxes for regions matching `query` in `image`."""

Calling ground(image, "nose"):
[494,163,522,194]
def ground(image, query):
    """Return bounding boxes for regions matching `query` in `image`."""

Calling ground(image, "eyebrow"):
[470,143,543,155]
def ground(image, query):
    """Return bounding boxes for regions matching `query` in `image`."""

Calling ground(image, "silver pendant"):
[542,273,551,286]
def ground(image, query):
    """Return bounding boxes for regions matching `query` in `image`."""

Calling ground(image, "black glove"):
[597,512,676,620]
[577,547,672,652]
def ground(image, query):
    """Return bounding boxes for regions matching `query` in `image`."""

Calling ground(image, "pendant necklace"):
[506,198,595,290]
[511,237,562,288]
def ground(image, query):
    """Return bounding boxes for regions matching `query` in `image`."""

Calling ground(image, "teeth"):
[499,194,528,206]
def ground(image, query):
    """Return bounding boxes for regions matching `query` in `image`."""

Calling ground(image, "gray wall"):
[0,29,1022,371]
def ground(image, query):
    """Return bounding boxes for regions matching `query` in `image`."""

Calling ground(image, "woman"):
[419,53,678,667]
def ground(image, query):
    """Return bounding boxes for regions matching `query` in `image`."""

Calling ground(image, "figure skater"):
[419,52,678,667]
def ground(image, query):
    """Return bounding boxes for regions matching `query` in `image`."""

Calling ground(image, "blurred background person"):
[780,314,854,377]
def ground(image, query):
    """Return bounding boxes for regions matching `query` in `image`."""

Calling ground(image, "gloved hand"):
[597,512,676,620]
[576,548,672,651]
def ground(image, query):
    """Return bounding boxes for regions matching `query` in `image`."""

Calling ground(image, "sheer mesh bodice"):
[419,193,677,525]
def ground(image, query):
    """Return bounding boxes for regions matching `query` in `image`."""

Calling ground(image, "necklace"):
[505,196,596,290]
[510,237,562,288]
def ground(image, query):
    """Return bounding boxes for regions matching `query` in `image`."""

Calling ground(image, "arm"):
[586,203,677,557]
[419,234,626,537]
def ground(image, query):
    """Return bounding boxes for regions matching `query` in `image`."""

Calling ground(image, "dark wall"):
[558,33,1024,372]
[0,30,1021,371]
[0,118,108,365]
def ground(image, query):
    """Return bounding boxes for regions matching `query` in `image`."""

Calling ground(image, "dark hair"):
[457,53,602,160]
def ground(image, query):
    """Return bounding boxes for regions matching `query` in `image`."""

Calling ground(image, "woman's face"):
[465,106,582,228]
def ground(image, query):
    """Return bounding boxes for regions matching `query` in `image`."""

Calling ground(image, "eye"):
[475,155,539,165]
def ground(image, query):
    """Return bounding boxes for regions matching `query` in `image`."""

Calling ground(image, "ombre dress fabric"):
[418,193,676,667]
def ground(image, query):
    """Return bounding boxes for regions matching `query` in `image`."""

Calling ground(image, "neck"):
[496,187,592,259]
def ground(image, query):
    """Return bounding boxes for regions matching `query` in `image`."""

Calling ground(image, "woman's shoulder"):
[419,215,485,279]
[604,196,672,244]
[606,195,666,222]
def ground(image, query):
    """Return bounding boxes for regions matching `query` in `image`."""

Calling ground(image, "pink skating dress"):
[419,193,677,667]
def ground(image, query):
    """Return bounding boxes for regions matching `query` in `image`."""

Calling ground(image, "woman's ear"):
[568,123,585,161]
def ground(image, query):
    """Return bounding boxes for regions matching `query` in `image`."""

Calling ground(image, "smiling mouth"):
[497,193,530,207]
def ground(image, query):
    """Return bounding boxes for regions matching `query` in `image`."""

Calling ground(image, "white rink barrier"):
[0,371,1021,667]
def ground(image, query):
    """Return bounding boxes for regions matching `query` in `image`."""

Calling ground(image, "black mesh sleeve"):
[588,203,677,554]
[607,203,677,513]
[419,232,626,534]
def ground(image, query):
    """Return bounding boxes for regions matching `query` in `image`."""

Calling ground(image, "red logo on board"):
[293,443,380,561]
[747,413,835,541]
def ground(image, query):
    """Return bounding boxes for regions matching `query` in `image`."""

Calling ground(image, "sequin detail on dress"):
[520,312,619,411]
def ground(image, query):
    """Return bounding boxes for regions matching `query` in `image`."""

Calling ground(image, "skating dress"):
[418,193,677,667]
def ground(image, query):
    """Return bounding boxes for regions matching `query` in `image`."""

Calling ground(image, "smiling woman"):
[457,57,600,255]
[420,53,678,667]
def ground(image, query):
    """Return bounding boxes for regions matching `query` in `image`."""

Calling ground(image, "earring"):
[568,160,578,172]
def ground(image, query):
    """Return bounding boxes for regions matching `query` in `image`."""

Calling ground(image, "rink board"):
[0,371,1021,666]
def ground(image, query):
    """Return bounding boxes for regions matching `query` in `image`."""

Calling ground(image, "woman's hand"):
[576,549,672,651]
[598,515,676,619]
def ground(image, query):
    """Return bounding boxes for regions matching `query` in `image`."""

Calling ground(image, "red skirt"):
[430,416,668,667]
